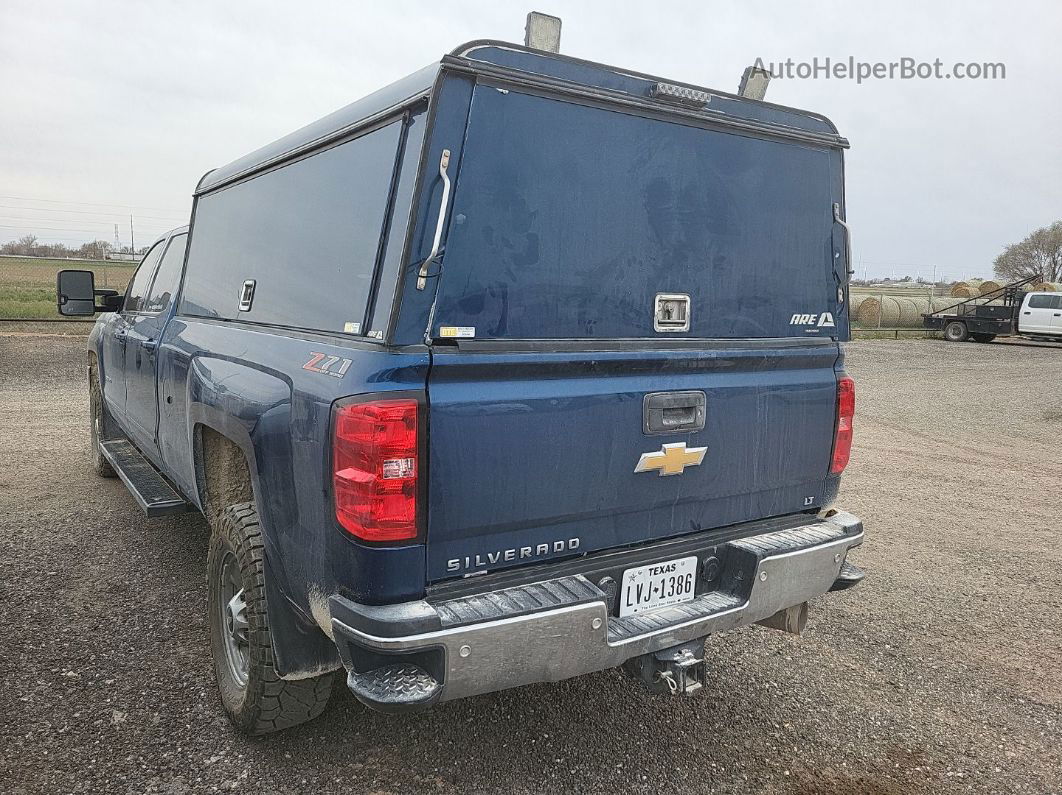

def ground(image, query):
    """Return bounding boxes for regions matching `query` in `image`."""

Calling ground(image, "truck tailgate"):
[425,340,840,581]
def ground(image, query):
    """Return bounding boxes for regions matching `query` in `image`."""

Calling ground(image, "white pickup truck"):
[1016,292,1062,338]
[925,279,1062,343]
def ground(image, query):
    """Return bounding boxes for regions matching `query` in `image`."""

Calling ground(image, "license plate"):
[619,555,698,617]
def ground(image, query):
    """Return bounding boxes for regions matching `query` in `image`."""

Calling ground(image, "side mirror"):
[57,270,97,316]
[56,270,123,315]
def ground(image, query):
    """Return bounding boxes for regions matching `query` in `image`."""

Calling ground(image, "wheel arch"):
[190,412,341,680]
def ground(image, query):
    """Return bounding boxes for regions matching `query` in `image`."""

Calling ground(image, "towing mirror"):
[56,270,122,315]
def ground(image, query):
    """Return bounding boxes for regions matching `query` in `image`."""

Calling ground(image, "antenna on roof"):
[738,65,771,100]
[525,11,562,53]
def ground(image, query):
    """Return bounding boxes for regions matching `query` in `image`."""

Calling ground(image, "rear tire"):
[89,363,116,478]
[207,502,335,735]
[944,321,969,342]
[971,333,996,343]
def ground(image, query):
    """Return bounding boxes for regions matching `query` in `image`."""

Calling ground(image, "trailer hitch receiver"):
[624,638,708,696]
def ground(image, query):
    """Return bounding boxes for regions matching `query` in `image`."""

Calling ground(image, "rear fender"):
[187,357,341,679]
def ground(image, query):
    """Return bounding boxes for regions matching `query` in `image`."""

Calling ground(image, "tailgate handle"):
[643,391,706,435]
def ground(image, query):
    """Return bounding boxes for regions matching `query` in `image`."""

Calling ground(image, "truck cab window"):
[1028,294,1060,309]
[143,234,188,314]
[123,241,165,313]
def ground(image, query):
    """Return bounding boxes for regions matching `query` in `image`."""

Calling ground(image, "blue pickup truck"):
[57,40,864,734]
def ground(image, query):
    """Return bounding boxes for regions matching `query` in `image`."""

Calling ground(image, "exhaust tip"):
[756,602,809,635]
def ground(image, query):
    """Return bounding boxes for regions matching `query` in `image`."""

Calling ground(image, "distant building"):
[868,281,930,289]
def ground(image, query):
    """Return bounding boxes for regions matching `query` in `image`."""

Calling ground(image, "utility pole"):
[113,223,119,252]
[129,214,135,254]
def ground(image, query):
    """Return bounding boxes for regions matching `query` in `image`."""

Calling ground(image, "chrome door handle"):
[417,148,452,290]
[141,338,158,351]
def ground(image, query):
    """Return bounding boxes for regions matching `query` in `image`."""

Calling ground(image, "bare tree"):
[75,240,113,259]
[0,236,114,259]
[993,220,1062,283]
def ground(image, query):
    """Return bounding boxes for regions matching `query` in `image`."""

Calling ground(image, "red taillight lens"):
[830,376,855,474]
[333,398,419,542]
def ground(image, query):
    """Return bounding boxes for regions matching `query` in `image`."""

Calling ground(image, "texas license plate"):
[619,555,698,617]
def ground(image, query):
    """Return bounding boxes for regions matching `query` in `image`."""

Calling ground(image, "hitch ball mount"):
[624,638,708,696]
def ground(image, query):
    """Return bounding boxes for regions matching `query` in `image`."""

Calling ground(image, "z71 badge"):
[302,352,352,378]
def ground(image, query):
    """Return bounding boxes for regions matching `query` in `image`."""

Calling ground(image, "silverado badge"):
[634,442,708,476]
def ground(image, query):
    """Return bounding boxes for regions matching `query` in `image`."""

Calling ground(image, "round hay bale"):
[875,296,902,326]
[931,297,960,312]
[979,280,1004,295]
[856,297,881,326]
[1032,281,1062,292]
[950,285,980,299]
[895,297,922,327]
[848,294,870,318]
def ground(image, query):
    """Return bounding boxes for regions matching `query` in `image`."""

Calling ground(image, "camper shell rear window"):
[430,88,846,340]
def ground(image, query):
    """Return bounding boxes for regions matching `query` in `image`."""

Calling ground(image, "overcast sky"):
[2,0,1059,281]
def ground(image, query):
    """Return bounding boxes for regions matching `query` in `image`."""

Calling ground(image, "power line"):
[0,234,117,244]
[0,194,185,214]
[0,223,174,237]
[0,205,185,223]
[0,214,176,227]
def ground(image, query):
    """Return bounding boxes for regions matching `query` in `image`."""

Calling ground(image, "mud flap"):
[263,559,342,679]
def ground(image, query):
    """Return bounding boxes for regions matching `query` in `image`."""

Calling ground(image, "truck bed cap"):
[196,41,847,196]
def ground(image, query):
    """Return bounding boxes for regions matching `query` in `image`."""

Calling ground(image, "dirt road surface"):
[1,333,1060,794]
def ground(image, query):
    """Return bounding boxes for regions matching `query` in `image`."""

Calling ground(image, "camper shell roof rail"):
[196,40,848,196]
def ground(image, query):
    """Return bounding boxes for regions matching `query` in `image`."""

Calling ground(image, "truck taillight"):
[830,376,855,474]
[333,399,419,542]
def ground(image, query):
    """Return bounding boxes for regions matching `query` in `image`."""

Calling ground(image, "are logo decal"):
[302,352,352,378]
[790,312,836,328]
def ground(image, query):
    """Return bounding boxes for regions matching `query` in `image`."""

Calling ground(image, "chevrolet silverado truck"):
[56,39,865,734]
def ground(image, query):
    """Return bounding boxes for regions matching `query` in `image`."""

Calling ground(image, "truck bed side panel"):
[156,319,430,672]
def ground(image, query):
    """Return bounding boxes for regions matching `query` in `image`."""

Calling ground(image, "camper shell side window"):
[179,117,420,336]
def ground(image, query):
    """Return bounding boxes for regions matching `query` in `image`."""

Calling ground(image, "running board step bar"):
[99,439,189,517]
[829,560,865,592]
[346,664,442,714]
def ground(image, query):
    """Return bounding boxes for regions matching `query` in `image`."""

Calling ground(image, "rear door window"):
[180,121,403,333]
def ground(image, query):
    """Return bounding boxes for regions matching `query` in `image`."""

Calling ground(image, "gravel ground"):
[1,333,1060,794]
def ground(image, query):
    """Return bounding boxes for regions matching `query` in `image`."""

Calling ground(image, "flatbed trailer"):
[922,273,1044,342]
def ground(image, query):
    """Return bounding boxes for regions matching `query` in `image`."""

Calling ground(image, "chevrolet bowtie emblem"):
[634,442,708,476]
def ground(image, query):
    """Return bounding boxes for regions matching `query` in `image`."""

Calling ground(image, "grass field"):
[0,256,135,319]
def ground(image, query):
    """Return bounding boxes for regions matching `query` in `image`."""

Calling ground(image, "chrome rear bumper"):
[330,511,864,708]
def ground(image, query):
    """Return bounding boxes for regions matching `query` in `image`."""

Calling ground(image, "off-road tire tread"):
[208,502,334,735]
